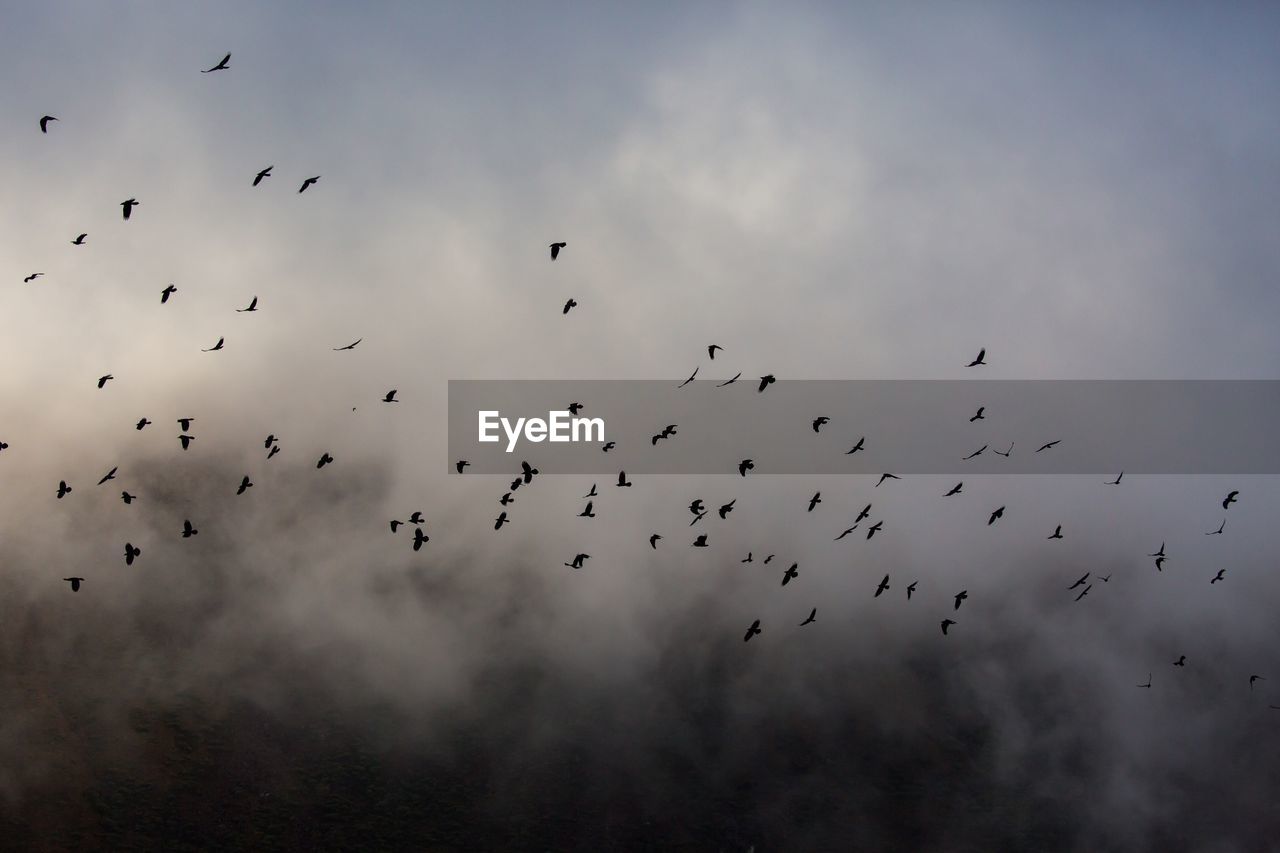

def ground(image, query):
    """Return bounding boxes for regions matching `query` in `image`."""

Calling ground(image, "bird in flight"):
[178,418,195,432]
[121,198,139,220]
[781,563,799,586]
[874,574,890,597]
[601,441,615,452]
[299,176,320,193]
[317,453,334,469]
[412,528,429,551]
[1036,440,1061,453]
[617,471,632,487]
[252,166,272,186]
[237,476,253,495]
[1068,573,1090,590]
[906,581,917,600]
[1074,584,1091,602]
[389,520,404,533]
[1097,574,1111,583]
[1149,543,1166,557]
[71,233,87,245]
[944,482,963,497]
[578,501,595,518]
[677,367,699,389]
[39,115,58,133]
[708,344,723,360]
[121,492,136,504]
[1223,490,1239,509]
[964,445,988,461]
[1206,519,1225,536]
[718,500,735,519]
[455,460,470,473]
[63,577,84,592]
[57,480,72,499]
[953,590,968,610]
[1138,673,1152,689]
[743,620,762,643]
[583,484,598,499]
[1105,472,1124,485]
[564,553,589,569]
[97,374,114,389]
[125,543,141,566]
[97,467,117,485]
[941,619,955,635]
[865,520,884,539]
[716,372,742,388]
[692,534,708,547]
[1048,525,1063,539]
[179,434,196,451]
[799,608,816,626]
[738,459,754,477]
[202,337,225,352]
[333,338,362,351]
[757,374,776,392]
[834,526,858,541]
[23,273,43,283]
[182,520,198,538]
[161,284,177,303]
[1155,556,1168,571]
[201,53,231,73]
[1250,675,1265,690]
[408,511,425,525]
[1173,655,1186,667]
[807,492,822,512]
[649,534,662,549]
[520,460,538,483]
[236,297,259,312]
[967,348,986,367]
[993,442,1014,457]
[549,241,566,260]
[845,437,865,454]
[267,445,280,460]
[380,390,399,404]
[563,298,577,314]
[1210,569,1225,584]
[875,473,899,487]
[969,407,985,422]
[494,512,509,530]
[853,504,872,525]
[651,424,678,445]
[741,553,753,563]
[812,417,830,433]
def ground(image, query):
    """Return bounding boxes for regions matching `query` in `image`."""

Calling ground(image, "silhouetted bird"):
[963,444,988,461]
[499,492,514,506]
[252,166,272,186]
[178,418,195,431]
[987,506,1005,525]
[390,520,404,533]
[136,418,151,430]
[494,512,509,530]
[97,375,114,388]
[568,403,584,416]
[578,501,595,518]
[1206,519,1225,536]
[708,344,723,360]
[383,390,398,403]
[63,577,84,592]
[1138,673,1152,689]
[941,619,955,635]
[1074,584,1091,602]
[549,241,566,260]
[970,407,985,422]
[854,504,872,525]
[1036,440,1061,453]
[160,284,177,304]
[202,337,225,352]
[1097,574,1111,583]
[677,367,698,388]
[953,590,968,610]
[299,176,320,193]
[1048,525,1063,539]
[800,608,816,626]
[120,198,138,220]
[182,520,198,538]
[866,521,883,539]
[689,511,708,526]
[332,338,361,351]
[763,555,775,564]
[649,534,662,549]
[563,298,577,314]
[23,273,43,283]
[944,482,963,496]
[834,526,858,541]
[807,492,822,512]
[757,374,776,392]
[456,460,470,473]
[994,442,1014,457]
[813,417,830,433]
[56,480,71,499]
[97,467,117,485]
[267,446,280,460]
[1149,543,1166,557]
[237,476,252,495]
[1068,573,1090,590]
[874,574,890,597]
[40,115,58,133]
[692,534,708,547]
[602,441,616,452]
[521,460,538,483]
[781,563,799,586]
[741,552,753,563]
[875,473,899,487]
[717,372,742,387]
[1106,472,1124,485]
[1250,675,1264,689]
[738,459,754,477]
[718,500,735,519]
[72,233,87,245]
[583,484,598,499]
[1173,655,1186,667]
[1155,556,1168,571]
[743,620,761,642]
[413,527,429,551]
[317,452,333,469]
[179,434,195,450]
[1210,569,1225,584]
[617,471,632,487]
[408,512,424,525]
[1223,490,1239,509]
[201,53,231,72]
[237,297,259,312]
[967,348,986,367]
[121,492,136,504]
[845,437,865,454]
[564,553,589,569]
[906,581,917,600]
[125,543,141,566]
[651,425,678,444]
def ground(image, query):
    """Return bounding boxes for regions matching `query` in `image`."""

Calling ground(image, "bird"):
[317,453,334,469]
[567,403,584,416]
[717,372,742,387]
[121,492,136,505]
[563,298,577,314]
[1048,525,1063,539]
[677,367,699,389]
[1173,656,1186,667]
[456,460,470,474]
[1155,556,1168,571]
[494,512,509,530]
[549,242,566,260]
[743,620,762,642]
[602,441,616,452]
[237,476,253,495]
[963,445,988,460]
[987,506,1005,525]
[866,521,883,540]
[834,526,858,541]
[236,297,259,312]
[1250,675,1265,689]
[124,543,141,566]
[689,499,705,516]
[875,473,899,487]
[161,285,177,304]
[120,198,138,220]
[799,608,816,626]
[412,528,430,551]
[906,581,917,600]
[39,115,58,133]
[692,534,709,547]
[0,441,6,452]
[757,374,776,392]
[807,492,822,512]
[953,590,968,610]
[967,348,986,367]
[564,553,589,569]
[812,417,830,433]
[649,534,662,549]
[969,407,985,422]
[178,417,195,432]
[408,511,425,525]
[708,344,723,360]
[333,338,361,351]
[202,337,225,352]
[781,563,799,586]
[63,577,84,592]
[944,482,963,497]
[201,53,231,72]
[651,425,678,444]
[993,442,1014,457]
[1138,673,1152,689]
[179,434,195,451]
[1074,584,1092,602]
[389,520,404,533]
[1210,569,1225,584]
[689,511,708,526]
[617,471,632,487]
[23,273,43,283]
[383,390,398,403]
[136,418,151,430]
[267,446,280,460]
[1223,490,1239,509]
[874,574,890,597]
[738,459,754,477]
[941,619,955,635]
[182,520,198,538]
[583,484,598,498]
[718,500,735,519]
[845,437,866,454]
[1106,472,1124,485]
[741,553,753,563]
[97,375,114,389]
[1097,574,1111,583]
[1068,573,1090,590]
[1036,440,1061,453]
[299,176,321,193]
[1149,543,1166,557]
[1206,519,1225,536]
[854,504,872,525]
[520,460,538,483]
[97,467,117,485]
[56,480,72,499]
[763,555,775,564]
[578,501,595,518]
[252,166,273,186]
[71,233,87,245]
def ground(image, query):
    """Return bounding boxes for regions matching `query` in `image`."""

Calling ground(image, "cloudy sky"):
[2,2,1279,849]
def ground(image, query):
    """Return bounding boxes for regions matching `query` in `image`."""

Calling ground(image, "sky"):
[1,2,1279,849]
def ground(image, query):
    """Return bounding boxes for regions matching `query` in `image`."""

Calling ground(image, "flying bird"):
[708,344,723,360]
[692,534,708,547]
[494,512,509,530]
[718,500,735,519]
[564,553,589,569]
[71,233,87,245]
[1149,543,1166,557]
[578,501,595,518]
[845,437,866,454]
[317,453,334,469]
[1074,584,1092,602]
[757,374,776,392]
[23,273,43,283]
[161,284,177,303]
[854,504,872,525]
[649,534,662,549]
[651,424,678,444]
[716,372,742,387]
[1068,573,1090,590]
[781,563,799,586]
[1048,525,1063,539]
[121,492,136,504]
[1173,655,1186,667]
[1206,519,1225,536]
[520,460,538,483]
[743,620,762,643]
[389,520,404,533]
[179,434,195,450]
[252,166,272,186]
[967,348,986,367]
[412,528,430,551]
[267,445,280,460]
[237,476,253,495]
[874,574,890,597]
[807,492,822,512]
[563,298,577,314]
[125,543,141,566]
[299,176,320,193]
[120,198,138,220]
[906,581,917,600]
[944,482,963,496]
[1106,472,1124,485]
[39,115,58,133]
[969,407,985,422]
[332,338,361,351]
[56,480,72,499]
[834,526,858,541]
[549,241,566,260]
[738,459,754,477]
[383,390,398,403]
[567,402,584,416]
[201,53,231,72]
[602,441,616,452]
[182,520,198,538]
[63,577,84,592]
[866,520,883,539]
[953,590,968,610]
[963,445,988,460]
[941,619,955,635]
[178,418,195,431]
[617,471,632,487]
[812,417,830,433]
[97,375,114,389]
[1210,569,1225,584]
[800,608,816,626]
[236,296,259,312]
[456,460,470,474]
[408,511,425,525]
[1155,556,1168,571]
[741,553,753,563]
[202,337,225,352]
[1250,675,1265,689]
[677,367,698,389]
[97,467,117,485]
[1138,673,1152,689]
[1223,490,1239,509]
[1036,440,1061,453]
[987,506,1005,525]
[993,442,1014,457]
[136,418,151,430]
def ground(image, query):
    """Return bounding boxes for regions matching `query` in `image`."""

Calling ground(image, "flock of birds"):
[10,52,1276,711]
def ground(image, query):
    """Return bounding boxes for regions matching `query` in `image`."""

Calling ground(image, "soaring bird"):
[97,467,117,485]
[383,389,398,403]
[332,338,361,351]
[963,445,988,461]
[718,500,735,519]
[738,459,754,477]
[757,374,776,392]
[993,442,1014,457]
[564,553,589,569]
[689,499,705,516]
[97,375,114,389]
[854,504,872,525]
[1074,584,1092,602]
[1250,675,1265,689]
[71,233,87,245]
[201,53,231,72]
[875,473,899,487]
[1048,525,1063,539]
[743,620,762,642]
[1149,543,1166,557]
[953,590,968,610]
[944,482,963,497]
[39,115,58,133]
[136,418,151,430]
[1106,472,1124,485]
[202,337,225,352]
[834,526,858,541]
[865,520,884,539]
[781,563,799,586]
[121,492,136,504]
[299,176,320,193]
[906,581,917,600]
[708,344,723,360]
[494,512,509,530]
[602,441,616,452]
[987,506,1005,525]
[1068,573,1090,590]
[967,348,986,367]
[1206,519,1225,536]
[800,608,816,626]
[56,480,72,499]
[161,284,177,303]
[677,367,699,389]
[178,418,195,431]
[567,402,584,416]
[1173,655,1186,667]
[267,445,280,460]
[807,492,822,512]
[1223,490,1239,509]
[120,198,138,220]
[812,417,830,433]
[408,511,425,525]
[237,476,253,495]
[182,520,198,538]
[520,460,538,483]
[412,527,430,551]
[389,520,404,533]
[563,298,578,314]
[1036,440,1061,453]
[63,577,84,592]
[583,484,598,499]
[578,501,595,518]
[941,619,955,635]
[252,166,272,186]
[716,372,742,387]
[874,574,890,597]
[455,460,470,474]
[124,543,141,566]
[1155,556,1168,571]
[649,534,662,549]
[549,241,566,260]
[23,273,43,283]
[236,296,259,312]
[692,534,708,547]
[317,453,334,469]
[689,511,708,526]
[179,434,195,450]
[617,471,632,487]
[845,437,865,454]
[741,553,753,563]
[651,425,678,444]
[969,407,985,422]
[1210,569,1225,584]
